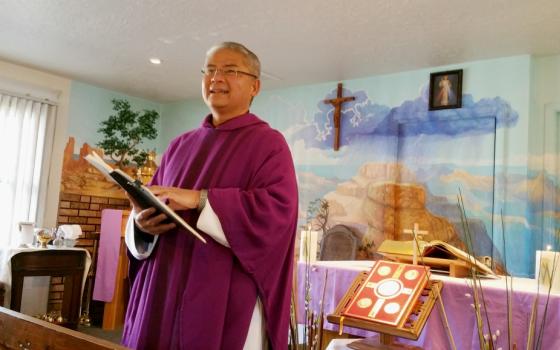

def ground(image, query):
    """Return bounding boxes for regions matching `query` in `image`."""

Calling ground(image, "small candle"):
[536,250,560,292]
[299,228,318,263]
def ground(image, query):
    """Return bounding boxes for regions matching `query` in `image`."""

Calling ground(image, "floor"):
[78,325,123,345]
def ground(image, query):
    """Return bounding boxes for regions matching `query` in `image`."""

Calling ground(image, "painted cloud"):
[289,86,519,149]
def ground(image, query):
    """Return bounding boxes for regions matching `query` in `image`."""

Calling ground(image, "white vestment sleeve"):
[196,200,230,247]
[124,210,159,260]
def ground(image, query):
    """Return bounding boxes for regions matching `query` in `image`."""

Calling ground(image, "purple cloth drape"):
[92,209,123,302]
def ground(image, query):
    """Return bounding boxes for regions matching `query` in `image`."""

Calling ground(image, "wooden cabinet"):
[10,250,87,329]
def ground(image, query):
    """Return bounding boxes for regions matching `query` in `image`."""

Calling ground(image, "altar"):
[297,261,560,349]
[0,247,91,329]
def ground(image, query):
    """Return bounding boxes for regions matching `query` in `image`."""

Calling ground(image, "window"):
[0,92,56,247]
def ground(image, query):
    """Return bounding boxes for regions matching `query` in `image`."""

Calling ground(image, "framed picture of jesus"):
[428,69,463,110]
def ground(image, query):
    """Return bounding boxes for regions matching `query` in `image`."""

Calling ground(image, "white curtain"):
[0,93,56,247]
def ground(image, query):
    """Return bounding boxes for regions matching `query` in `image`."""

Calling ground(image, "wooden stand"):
[327,271,443,349]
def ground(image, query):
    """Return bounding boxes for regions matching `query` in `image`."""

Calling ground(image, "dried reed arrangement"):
[457,190,558,350]
[289,281,299,350]
[458,191,496,349]
[532,229,560,350]
[412,226,458,350]
[289,226,329,350]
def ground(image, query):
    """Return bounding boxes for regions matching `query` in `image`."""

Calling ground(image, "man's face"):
[202,48,260,117]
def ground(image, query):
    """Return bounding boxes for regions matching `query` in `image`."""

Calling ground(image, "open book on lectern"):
[84,151,206,243]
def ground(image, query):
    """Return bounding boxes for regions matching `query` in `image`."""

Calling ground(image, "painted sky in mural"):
[286,85,558,277]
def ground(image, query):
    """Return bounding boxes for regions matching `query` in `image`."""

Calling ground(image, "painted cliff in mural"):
[61,137,134,199]
[283,84,559,276]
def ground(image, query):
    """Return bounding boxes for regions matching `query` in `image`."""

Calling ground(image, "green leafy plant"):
[97,99,159,168]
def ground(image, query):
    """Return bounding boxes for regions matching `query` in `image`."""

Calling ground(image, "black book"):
[85,151,206,243]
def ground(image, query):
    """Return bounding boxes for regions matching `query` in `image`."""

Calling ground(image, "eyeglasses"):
[201,67,258,79]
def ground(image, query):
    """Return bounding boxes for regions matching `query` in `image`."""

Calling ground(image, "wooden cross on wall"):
[324,83,355,151]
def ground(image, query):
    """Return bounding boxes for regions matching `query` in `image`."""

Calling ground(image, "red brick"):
[80,224,96,232]
[70,202,89,209]
[108,198,129,205]
[91,197,108,204]
[60,193,81,201]
[87,217,101,225]
[57,216,68,223]
[80,195,91,203]
[68,217,87,224]
[60,201,70,208]
[78,210,99,217]
[89,203,100,210]
[58,209,78,216]
[51,277,63,284]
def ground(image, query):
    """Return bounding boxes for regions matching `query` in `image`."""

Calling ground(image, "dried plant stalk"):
[458,191,495,349]
[412,226,457,350]
[289,286,299,350]
[500,211,513,350]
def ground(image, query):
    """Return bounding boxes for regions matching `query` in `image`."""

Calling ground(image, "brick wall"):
[48,192,130,313]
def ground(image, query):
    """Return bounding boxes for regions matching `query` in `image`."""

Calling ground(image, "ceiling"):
[1,0,559,103]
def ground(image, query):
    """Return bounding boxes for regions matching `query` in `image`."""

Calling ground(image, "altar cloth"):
[297,261,560,349]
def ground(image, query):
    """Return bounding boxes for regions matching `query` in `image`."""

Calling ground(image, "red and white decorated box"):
[342,260,430,326]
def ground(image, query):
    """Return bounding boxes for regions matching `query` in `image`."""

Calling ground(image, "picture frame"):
[429,69,463,110]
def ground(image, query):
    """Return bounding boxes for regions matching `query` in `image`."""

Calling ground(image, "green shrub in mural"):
[97,99,159,168]
[306,198,330,234]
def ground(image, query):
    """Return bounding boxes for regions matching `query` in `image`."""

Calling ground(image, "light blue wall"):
[67,81,163,153]
[159,99,209,151]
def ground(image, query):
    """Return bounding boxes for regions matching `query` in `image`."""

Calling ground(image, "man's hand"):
[126,186,202,235]
[126,194,176,236]
[149,186,201,211]
[135,207,176,235]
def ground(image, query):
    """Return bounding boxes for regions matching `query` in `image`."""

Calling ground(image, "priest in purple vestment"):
[121,42,298,350]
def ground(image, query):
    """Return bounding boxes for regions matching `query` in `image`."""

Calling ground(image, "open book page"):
[84,152,206,243]
[377,239,495,276]
[426,240,494,276]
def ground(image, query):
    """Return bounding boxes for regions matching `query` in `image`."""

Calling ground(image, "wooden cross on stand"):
[402,223,429,265]
[324,83,355,151]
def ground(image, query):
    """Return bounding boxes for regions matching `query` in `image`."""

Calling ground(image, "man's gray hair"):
[206,42,261,78]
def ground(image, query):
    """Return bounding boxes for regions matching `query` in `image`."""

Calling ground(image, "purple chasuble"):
[122,113,298,350]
